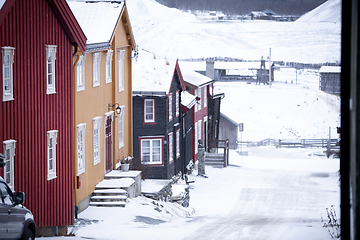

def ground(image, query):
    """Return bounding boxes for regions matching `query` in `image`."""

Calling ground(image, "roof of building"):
[319,66,341,73]
[178,62,213,88]
[67,0,135,49]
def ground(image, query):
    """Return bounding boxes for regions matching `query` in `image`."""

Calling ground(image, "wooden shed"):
[219,113,238,149]
[319,66,341,95]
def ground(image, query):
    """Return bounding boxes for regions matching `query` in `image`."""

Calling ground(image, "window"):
[204,87,207,108]
[2,47,15,101]
[46,45,57,94]
[195,89,199,112]
[176,129,180,159]
[93,117,101,166]
[195,122,198,154]
[176,90,179,117]
[77,55,85,92]
[0,182,14,205]
[118,49,125,92]
[144,99,155,123]
[140,137,163,165]
[168,132,173,163]
[47,130,58,180]
[199,88,202,111]
[198,120,202,143]
[106,50,113,84]
[119,106,125,149]
[168,93,172,121]
[2,140,16,190]
[77,123,86,175]
[93,52,100,87]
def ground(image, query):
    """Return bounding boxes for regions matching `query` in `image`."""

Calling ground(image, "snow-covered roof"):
[0,0,5,10]
[181,91,197,110]
[67,0,124,44]
[319,66,341,73]
[178,62,213,88]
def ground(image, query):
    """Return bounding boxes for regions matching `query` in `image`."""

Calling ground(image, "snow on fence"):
[237,138,339,148]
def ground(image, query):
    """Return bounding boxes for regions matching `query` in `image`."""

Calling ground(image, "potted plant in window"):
[121,156,132,172]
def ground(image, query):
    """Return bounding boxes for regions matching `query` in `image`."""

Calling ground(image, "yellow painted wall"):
[73,7,134,206]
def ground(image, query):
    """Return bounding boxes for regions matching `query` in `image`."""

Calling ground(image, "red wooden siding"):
[0,0,74,227]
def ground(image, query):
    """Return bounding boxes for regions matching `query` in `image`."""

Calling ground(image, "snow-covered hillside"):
[128,0,341,141]
[127,0,341,63]
[297,0,341,23]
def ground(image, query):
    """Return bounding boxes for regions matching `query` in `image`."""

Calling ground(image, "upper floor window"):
[144,99,155,123]
[119,106,125,149]
[77,55,85,92]
[204,87,207,108]
[175,90,179,117]
[2,140,16,190]
[47,130,58,181]
[195,89,199,112]
[168,132,173,163]
[46,45,57,94]
[93,117,101,166]
[2,47,15,101]
[168,93,172,121]
[106,50,113,84]
[77,123,86,175]
[93,52,100,87]
[118,49,125,92]
[176,129,180,159]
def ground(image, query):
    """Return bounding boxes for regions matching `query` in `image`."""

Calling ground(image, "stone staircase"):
[205,152,225,168]
[89,170,141,208]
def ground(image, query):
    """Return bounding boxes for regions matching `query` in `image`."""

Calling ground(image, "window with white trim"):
[93,52,100,87]
[204,87,207,108]
[195,89,199,112]
[168,132,173,163]
[3,140,16,190]
[140,137,163,165]
[76,55,85,92]
[47,130,58,180]
[168,93,172,121]
[195,122,198,154]
[198,120,202,143]
[144,99,155,123]
[119,106,125,149]
[77,123,86,175]
[175,90,179,117]
[199,88,202,111]
[176,129,180,159]
[46,45,57,94]
[2,47,15,101]
[118,49,125,92]
[105,50,113,84]
[93,117,101,166]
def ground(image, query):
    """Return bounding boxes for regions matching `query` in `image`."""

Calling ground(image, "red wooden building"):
[0,0,86,234]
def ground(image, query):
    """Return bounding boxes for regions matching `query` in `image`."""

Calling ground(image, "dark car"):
[0,154,36,240]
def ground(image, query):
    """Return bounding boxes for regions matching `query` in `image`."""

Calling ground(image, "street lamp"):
[108,103,122,117]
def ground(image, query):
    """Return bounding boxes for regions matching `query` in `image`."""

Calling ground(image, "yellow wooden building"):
[68,1,136,213]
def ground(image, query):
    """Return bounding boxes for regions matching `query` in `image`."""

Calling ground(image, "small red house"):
[0,0,86,235]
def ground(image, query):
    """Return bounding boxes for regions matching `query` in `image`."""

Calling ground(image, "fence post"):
[198,139,206,176]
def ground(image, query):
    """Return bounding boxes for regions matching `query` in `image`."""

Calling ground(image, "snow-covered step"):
[93,188,127,196]
[90,195,127,202]
[89,201,126,207]
[95,178,135,190]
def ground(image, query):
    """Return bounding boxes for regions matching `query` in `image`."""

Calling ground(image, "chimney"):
[206,58,215,80]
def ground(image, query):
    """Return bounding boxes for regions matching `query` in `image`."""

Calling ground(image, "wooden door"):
[105,116,113,173]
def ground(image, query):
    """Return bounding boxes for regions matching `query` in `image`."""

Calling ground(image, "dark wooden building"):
[219,113,238,149]
[319,66,341,95]
[0,0,86,232]
[132,60,196,179]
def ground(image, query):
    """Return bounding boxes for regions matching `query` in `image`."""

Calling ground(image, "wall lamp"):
[108,103,122,117]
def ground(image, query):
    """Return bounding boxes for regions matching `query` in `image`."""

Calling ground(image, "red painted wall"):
[0,0,74,227]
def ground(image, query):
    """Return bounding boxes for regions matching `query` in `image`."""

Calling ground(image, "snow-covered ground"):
[40,148,339,240]
[39,0,341,239]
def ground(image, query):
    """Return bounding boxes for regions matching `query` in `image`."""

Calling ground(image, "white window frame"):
[77,123,86,175]
[46,45,57,94]
[198,120,202,143]
[118,49,125,92]
[105,50,113,84]
[195,122,198,154]
[168,132,173,163]
[175,90,179,117]
[204,87,207,108]
[195,89,199,112]
[144,99,155,123]
[47,130,58,181]
[118,106,125,149]
[2,47,15,101]
[93,52,100,87]
[168,93,172,121]
[93,117,102,166]
[76,55,85,92]
[2,140,16,190]
[176,129,180,159]
[199,88,202,111]
[140,137,163,165]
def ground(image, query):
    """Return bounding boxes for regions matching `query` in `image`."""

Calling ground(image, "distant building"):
[219,113,238,150]
[319,66,341,95]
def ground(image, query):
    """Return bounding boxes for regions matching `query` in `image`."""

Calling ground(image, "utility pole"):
[269,48,272,88]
